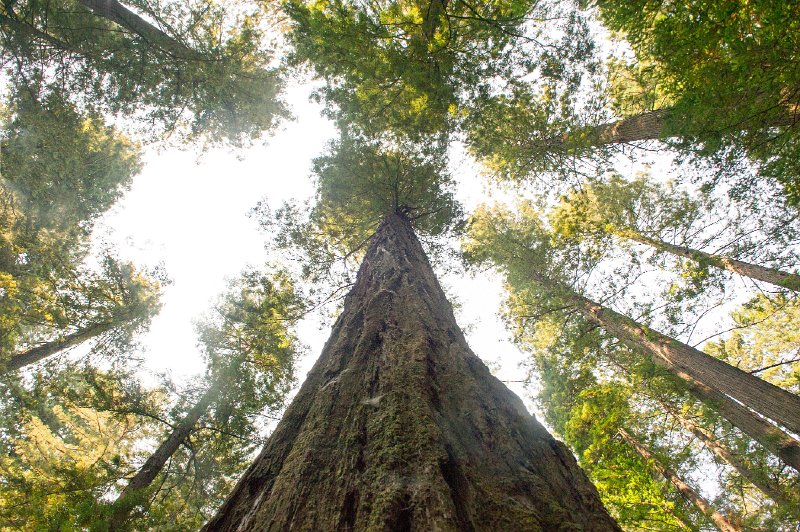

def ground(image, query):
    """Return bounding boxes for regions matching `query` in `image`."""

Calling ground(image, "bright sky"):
[97,82,538,416]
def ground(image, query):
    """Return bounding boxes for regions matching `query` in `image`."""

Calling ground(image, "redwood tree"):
[204,212,617,530]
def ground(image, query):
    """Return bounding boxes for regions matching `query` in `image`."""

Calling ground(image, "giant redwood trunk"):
[204,213,617,530]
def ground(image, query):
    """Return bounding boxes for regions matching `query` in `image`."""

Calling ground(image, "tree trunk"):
[619,428,739,532]
[607,356,800,472]
[624,231,800,291]
[109,382,221,529]
[566,291,800,436]
[659,400,797,511]
[682,379,800,473]
[541,107,797,153]
[203,213,618,531]
[3,320,116,372]
[585,110,669,145]
[76,0,200,59]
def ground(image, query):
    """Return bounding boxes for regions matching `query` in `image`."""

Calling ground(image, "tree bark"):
[624,230,800,291]
[619,428,739,532]
[565,290,800,436]
[607,356,800,472]
[682,379,800,473]
[3,320,116,372]
[203,213,618,531]
[75,0,200,59]
[109,382,221,530]
[540,107,797,152]
[659,400,797,511]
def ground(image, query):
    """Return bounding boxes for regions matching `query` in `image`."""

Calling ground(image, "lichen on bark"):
[204,213,617,531]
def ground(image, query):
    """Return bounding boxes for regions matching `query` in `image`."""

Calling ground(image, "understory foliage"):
[1,0,800,529]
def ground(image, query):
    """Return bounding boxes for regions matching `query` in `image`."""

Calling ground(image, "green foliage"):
[0,367,159,530]
[595,0,800,204]
[118,269,302,528]
[285,0,552,138]
[262,134,462,286]
[1,0,287,145]
[0,94,162,367]
[1,92,141,231]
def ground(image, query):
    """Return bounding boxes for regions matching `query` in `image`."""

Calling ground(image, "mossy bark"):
[203,213,617,531]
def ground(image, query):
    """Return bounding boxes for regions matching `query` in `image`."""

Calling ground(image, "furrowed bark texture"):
[619,429,738,532]
[204,214,617,531]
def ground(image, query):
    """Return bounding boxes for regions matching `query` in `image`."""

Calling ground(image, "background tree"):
[284,0,594,139]
[464,202,800,469]
[110,268,302,530]
[463,199,800,526]
[593,0,800,202]
[0,366,161,529]
[0,0,288,145]
[549,173,800,291]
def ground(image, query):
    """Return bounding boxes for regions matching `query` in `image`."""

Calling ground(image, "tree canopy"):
[2,0,800,528]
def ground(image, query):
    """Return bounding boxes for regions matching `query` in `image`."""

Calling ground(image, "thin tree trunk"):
[3,320,116,372]
[109,382,221,530]
[619,428,739,532]
[540,107,797,153]
[659,400,797,511]
[421,0,449,42]
[682,379,800,472]
[203,213,618,530]
[607,357,800,472]
[76,0,200,59]
[624,231,800,291]
[564,290,800,436]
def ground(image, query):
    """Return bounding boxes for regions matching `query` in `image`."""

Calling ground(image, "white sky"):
[97,82,538,416]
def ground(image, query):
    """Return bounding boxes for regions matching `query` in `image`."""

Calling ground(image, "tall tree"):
[0,91,153,362]
[2,253,163,374]
[550,175,800,291]
[284,0,592,139]
[204,212,617,530]
[108,269,301,529]
[595,0,800,200]
[464,204,800,470]
[618,428,739,532]
[657,398,798,512]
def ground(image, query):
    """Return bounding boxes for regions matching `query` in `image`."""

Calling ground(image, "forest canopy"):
[1,0,799,529]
